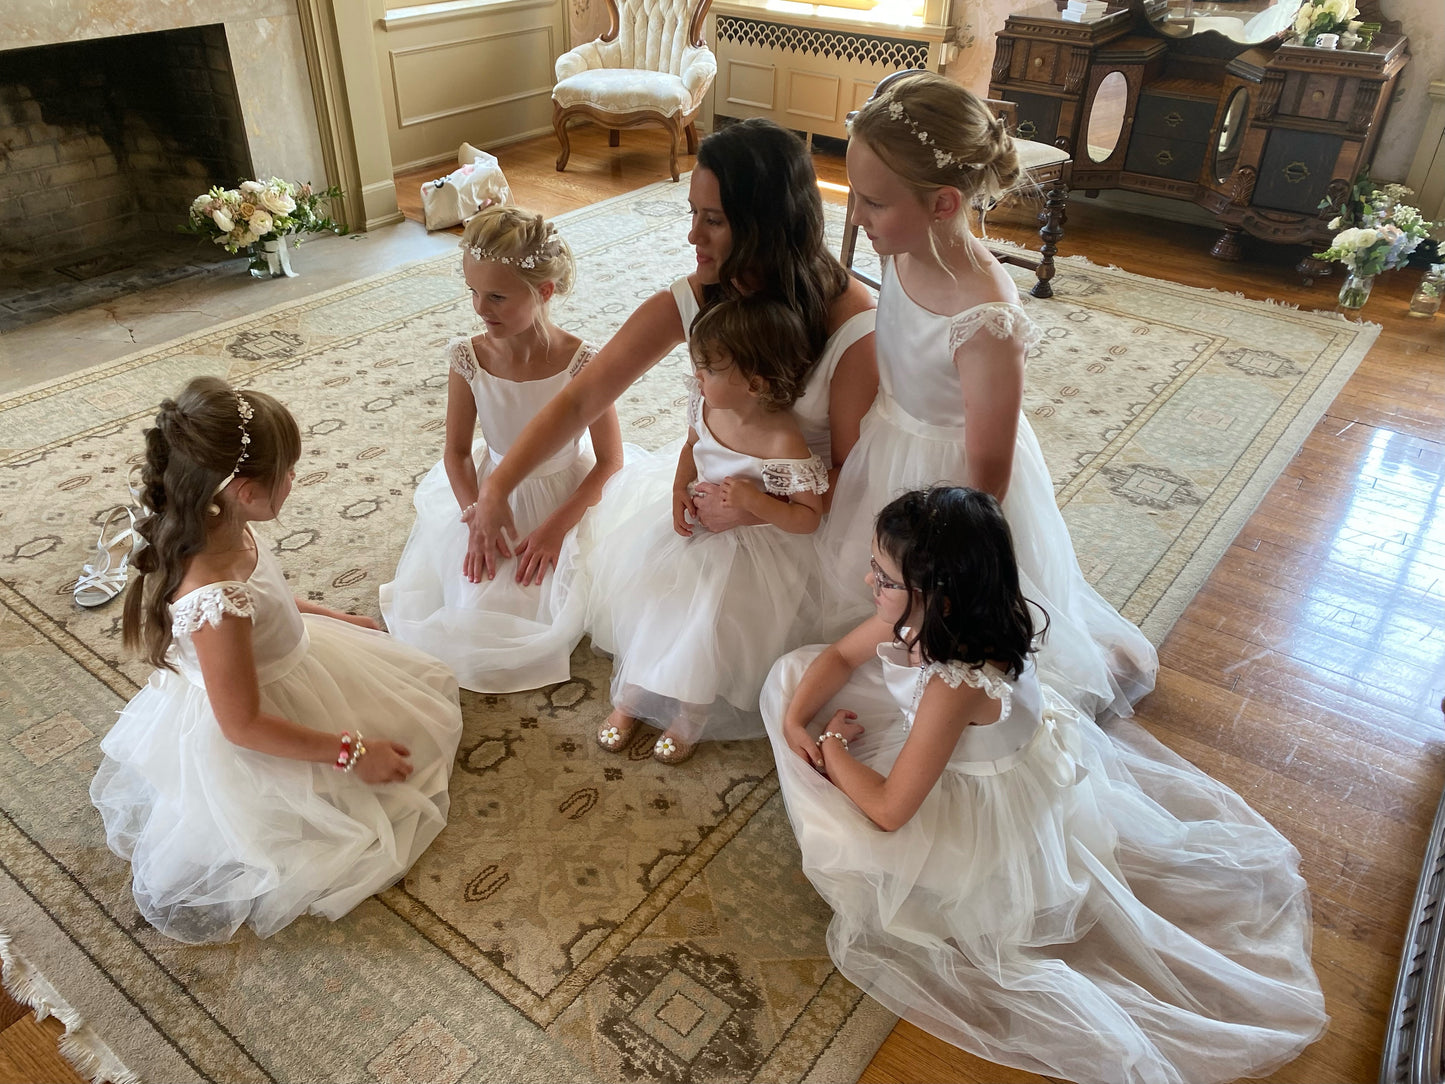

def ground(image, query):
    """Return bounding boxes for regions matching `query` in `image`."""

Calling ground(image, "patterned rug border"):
[0,189,1383,1084]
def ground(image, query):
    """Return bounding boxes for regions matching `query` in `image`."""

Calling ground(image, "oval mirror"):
[1087,71,1127,164]
[1213,87,1250,184]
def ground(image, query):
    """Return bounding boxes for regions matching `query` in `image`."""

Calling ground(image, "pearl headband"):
[461,238,559,270]
[886,99,987,172]
[211,392,254,497]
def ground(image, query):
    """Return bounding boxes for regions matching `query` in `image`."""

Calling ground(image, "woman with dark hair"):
[463,118,876,574]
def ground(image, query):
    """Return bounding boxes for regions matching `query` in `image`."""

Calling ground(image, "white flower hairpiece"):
[461,240,550,269]
[211,392,254,498]
[885,98,987,172]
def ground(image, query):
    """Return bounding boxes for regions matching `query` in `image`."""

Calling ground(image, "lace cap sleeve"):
[761,454,830,497]
[922,659,1013,719]
[947,302,1042,357]
[685,375,704,432]
[568,342,598,377]
[171,583,254,637]
[447,337,479,381]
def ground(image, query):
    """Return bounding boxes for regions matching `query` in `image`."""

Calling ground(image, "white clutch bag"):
[421,143,513,231]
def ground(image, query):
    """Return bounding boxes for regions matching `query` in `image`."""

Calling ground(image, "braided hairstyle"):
[123,376,301,668]
[848,71,1020,248]
[874,486,1044,677]
[461,204,575,345]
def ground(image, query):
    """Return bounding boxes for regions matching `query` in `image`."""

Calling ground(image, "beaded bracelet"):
[335,730,368,772]
[345,732,367,774]
[817,731,849,751]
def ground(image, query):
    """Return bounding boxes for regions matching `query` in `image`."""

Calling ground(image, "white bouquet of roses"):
[183,177,343,253]
[1315,201,1439,277]
[1292,0,1358,43]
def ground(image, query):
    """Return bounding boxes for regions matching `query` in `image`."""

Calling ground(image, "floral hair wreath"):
[460,200,559,270]
[211,391,254,499]
[886,99,987,172]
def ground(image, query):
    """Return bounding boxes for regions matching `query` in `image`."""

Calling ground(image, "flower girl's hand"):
[827,709,864,746]
[514,521,565,586]
[672,487,697,538]
[718,476,762,514]
[340,613,381,631]
[784,722,823,770]
[355,740,414,784]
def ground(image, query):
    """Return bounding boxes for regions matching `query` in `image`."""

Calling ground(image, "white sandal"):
[74,505,139,608]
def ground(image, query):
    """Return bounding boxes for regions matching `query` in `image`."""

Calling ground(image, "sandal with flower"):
[74,505,139,609]
[652,733,695,765]
[597,711,640,753]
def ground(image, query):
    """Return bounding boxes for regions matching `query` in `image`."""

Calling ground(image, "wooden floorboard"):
[4,125,1439,1084]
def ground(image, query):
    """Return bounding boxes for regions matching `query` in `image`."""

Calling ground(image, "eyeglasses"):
[869,556,908,596]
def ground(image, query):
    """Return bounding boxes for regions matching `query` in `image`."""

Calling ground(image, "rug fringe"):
[1047,253,1383,329]
[0,929,140,1084]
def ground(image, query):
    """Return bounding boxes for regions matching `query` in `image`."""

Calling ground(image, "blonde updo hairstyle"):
[849,71,1020,244]
[461,204,575,339]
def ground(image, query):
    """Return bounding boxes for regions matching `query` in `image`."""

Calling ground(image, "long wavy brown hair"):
[123,377,301,668]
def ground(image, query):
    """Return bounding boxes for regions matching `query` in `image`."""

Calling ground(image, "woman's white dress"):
[380,336,597,692]
[583,388,830,742]
[818,262,1156,717]
[761,643,1326,1084]
[91,534,463,944]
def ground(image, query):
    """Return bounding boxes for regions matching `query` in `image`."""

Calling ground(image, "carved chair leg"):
[667,118,682,183]
[1032,180,1067,300]
[553,110,572,173]
[685,121,699,156]
[609,129,620,147]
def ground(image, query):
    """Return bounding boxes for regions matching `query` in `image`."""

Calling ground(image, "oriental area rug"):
[0,182,1380,1083]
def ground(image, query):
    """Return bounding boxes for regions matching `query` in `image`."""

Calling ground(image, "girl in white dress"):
[820,71,1156,718]
[92,377,463,944]
[587,298,830,764]
[763,486,1326,1083]
[379,205,623,692]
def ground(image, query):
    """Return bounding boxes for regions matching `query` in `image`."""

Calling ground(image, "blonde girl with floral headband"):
[94,375,463,943]
[815,70,1157,722]
[380,202,625,693]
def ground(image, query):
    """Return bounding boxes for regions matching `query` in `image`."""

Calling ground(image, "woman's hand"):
[461,484,516,582]
[514,518,566,586]
[672,486,697,537]
[691,481,763,532]
[354,739,414,784]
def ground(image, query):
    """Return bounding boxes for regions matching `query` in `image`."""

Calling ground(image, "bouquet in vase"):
[183,178,344,276]
[1314,200,1441,309]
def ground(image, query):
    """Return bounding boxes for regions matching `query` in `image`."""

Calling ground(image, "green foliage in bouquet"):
[182,178,346,253]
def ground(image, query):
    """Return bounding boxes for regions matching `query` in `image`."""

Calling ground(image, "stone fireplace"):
[1,0,328,328]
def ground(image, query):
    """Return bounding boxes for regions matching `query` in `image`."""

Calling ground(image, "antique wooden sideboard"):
[988,0,1409,278]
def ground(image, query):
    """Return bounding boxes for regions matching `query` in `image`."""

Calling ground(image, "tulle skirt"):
[380,440,593,693]
[577,445,822,741]
[761,646,1326,1084]
[90,616,463,944]
[818,395,1157,717]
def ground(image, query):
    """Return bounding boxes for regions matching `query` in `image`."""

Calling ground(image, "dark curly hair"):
[123,376,301,669]
[874,486,1045,677]
[689,297,811,411]
[695,118,850,365]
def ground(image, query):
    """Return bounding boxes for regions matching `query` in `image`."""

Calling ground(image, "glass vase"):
[1408,274,1442,319]
[246,236,297,279]
[1337,271,1374,312]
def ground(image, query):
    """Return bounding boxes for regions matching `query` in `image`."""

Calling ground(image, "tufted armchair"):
[552,0,716,182]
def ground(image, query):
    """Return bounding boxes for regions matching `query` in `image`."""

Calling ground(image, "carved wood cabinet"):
[988,1,1410,278]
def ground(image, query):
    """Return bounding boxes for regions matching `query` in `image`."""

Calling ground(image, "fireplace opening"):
[0,25,255,330]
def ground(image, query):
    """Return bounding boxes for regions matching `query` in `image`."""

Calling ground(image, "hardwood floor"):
[3,125,1439,1084]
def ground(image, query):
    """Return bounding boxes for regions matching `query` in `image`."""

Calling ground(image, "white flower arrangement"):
[1292,0,1359,43]
[1314,200,1440,276]
[183,177,343,253]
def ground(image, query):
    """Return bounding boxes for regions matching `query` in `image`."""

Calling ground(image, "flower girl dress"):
[91,534,463,944]
[819,262,1156,717]
[761,643,1327,1083]
[582,384,830,742]
[380,336,597,692]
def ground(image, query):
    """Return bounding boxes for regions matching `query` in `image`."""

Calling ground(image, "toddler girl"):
[586,297,829,764]
[819,70,1155,719]
[380,204,623,691]
[764,486,1326,1083]
[91,377,463,943]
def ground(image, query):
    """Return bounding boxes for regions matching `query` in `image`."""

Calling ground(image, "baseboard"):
[390,125,556,178]
[361,179,403,231]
